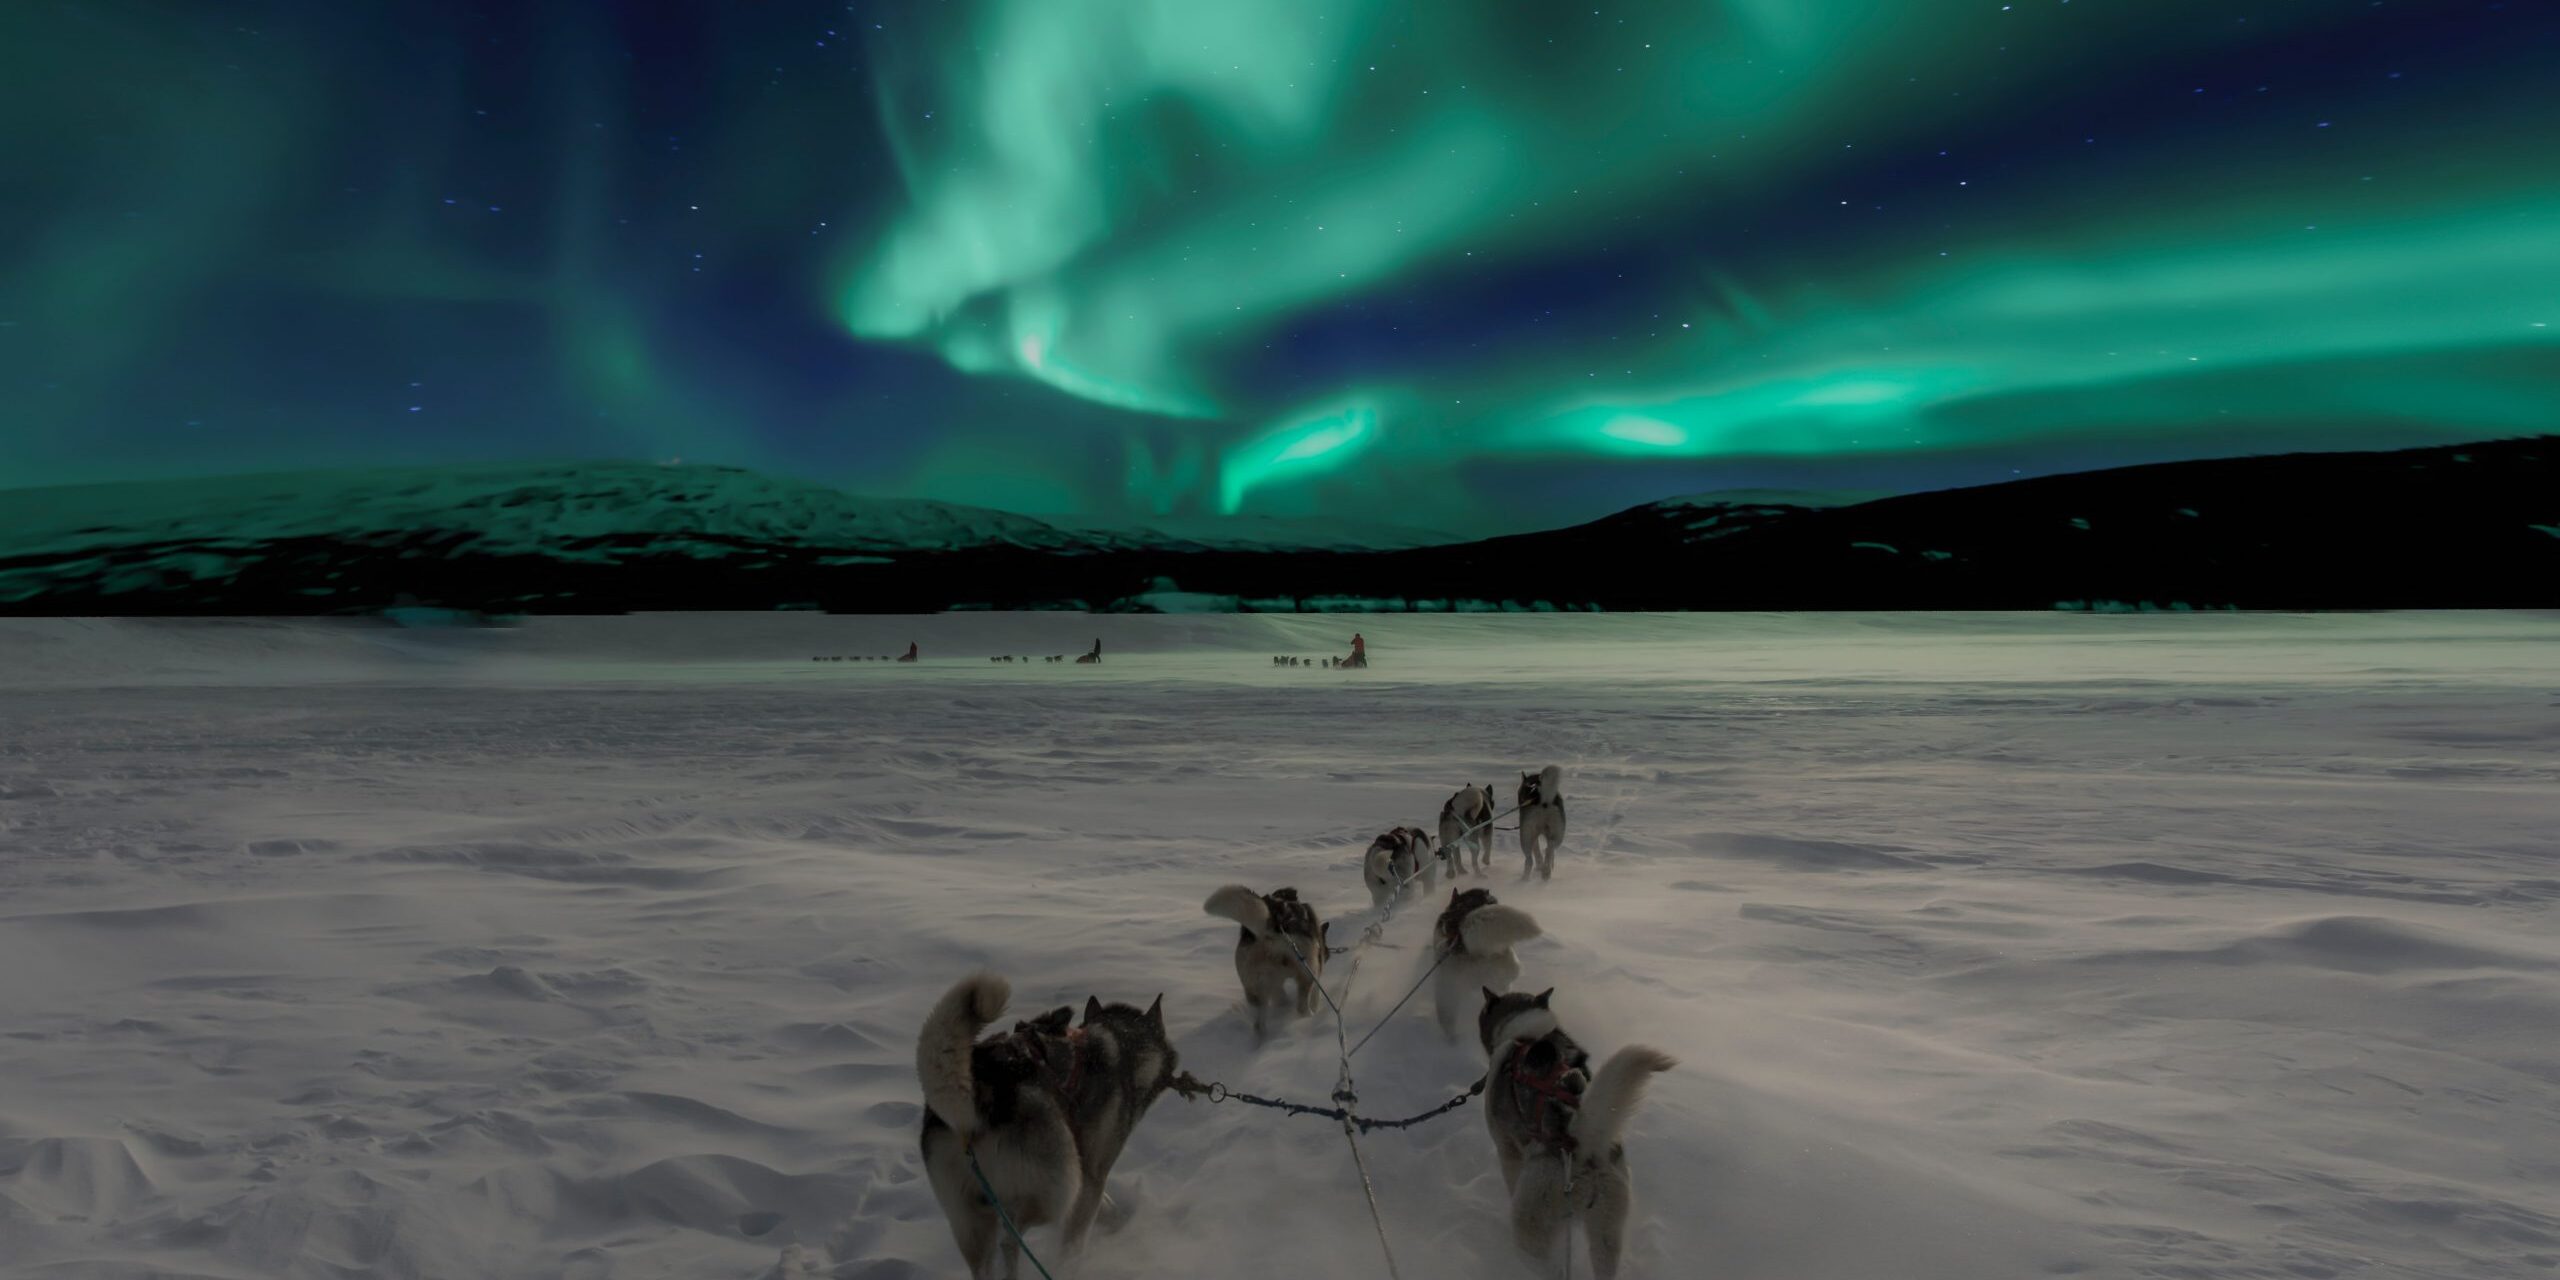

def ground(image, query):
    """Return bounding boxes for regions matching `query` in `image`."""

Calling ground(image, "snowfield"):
[1,612,2555,1280]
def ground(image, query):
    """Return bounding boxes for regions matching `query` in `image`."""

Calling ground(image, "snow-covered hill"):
[2,438,2554,613]
[0,461,1135,609]
[0,461,1088,564]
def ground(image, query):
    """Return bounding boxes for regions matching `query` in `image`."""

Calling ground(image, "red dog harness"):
[1504,1036,1585,1152]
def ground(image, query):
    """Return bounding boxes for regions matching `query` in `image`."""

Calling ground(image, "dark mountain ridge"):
[2,437,2552,614]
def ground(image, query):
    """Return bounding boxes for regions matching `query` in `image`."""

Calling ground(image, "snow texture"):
[0,611,2555,1280]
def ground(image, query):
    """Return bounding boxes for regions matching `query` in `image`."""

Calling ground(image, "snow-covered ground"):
[1,612,2554,1280]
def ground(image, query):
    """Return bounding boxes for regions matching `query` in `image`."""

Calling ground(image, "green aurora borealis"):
[4,1,2555,535]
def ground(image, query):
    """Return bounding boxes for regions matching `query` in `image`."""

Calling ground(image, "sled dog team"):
[810,641,920,663]
[810,640,1106,664]
[916,765,1675,1280]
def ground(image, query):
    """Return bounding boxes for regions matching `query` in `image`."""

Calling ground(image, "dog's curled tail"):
[1459,904,1542,955]
[1569,1044,1676,1151]
[1538,764,1564,799]
[1203,884,1272,936]
[917,971,1009,1137]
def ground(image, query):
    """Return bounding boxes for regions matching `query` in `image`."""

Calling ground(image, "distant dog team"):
[811,635,1387,672]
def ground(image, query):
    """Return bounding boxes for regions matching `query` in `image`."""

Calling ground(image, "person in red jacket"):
[1345,632,1367,668]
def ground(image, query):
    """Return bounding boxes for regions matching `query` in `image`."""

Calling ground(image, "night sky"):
[4,1,2554,537]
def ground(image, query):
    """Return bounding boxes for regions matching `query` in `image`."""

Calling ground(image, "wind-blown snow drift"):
[0,613,2554,1279]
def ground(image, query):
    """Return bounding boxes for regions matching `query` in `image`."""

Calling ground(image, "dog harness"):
[1371,828,1418,874]
[967,1025,1088,1210]
[1502,1036,1588,1152]
[1520,786,1566,832]
[1262,888,1319,945]
[1435,891,1494,956]
[1017,1025,1088,1105]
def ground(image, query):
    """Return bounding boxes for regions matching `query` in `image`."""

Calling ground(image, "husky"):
[1478,988,1676,1280]
[917,973,1181,1280]
[1516,765,1567,881]
[1430,888,1541,1041]
[1203,885,1330,1040]
[1362,826,1436,909]
[1438,783,1499,876]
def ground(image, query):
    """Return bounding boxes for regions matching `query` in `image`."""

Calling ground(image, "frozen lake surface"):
[0,613,2554,1279]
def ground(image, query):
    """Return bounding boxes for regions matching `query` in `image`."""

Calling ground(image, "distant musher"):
[1341,632,1368,669]
[896,641,918,663]
[1075,638,1102,664]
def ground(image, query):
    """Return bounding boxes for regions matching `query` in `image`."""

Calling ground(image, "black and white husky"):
[917,973,1181,1280]
[1430,887,1541,1041]
[1362,826,1437,908]
[1203,884,1329,1041]
[1478,988,1677,1280]
[1516,765,1567,881]
[1438,783,1498,876]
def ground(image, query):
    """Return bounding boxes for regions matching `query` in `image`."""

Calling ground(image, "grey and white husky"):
[1438,783,1498,876]
[1478,988,1677,1280]
[1203,884,1330,1040]
[1429,887,1541,1041]
[1362,825,1437,908]
[1516,765,1567,881]
[917,973,1181,1280]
